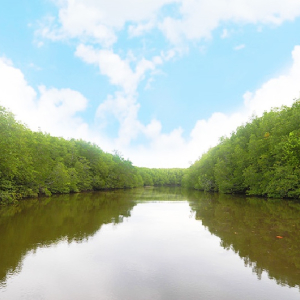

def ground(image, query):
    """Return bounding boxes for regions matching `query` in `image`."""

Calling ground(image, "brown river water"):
[0,187,299,300]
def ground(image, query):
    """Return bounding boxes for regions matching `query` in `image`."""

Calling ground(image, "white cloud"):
[221,29,229,39]
[37,0,300,47]
[96,92,142,147]
[128,21,155,37]
[0,57,90,140]
[161,49,177,61]
[75,44,160,95]
[38,0,174,47]
[33,0,300,163]
[123,111,246,168]
[28,62,42,71]
[234,44,245,50]
[243,45,300,116]
[23,0,300,168]
[0,57,37,116]
[122,45,300,168]
[1,45,300,168]
[160,0,300,44]
[36,6,117,47]
[75,44,166,149]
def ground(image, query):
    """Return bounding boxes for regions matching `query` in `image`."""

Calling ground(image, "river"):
[0,187,299,299]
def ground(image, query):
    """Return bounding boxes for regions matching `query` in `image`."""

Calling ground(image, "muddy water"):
[0,187,299,299]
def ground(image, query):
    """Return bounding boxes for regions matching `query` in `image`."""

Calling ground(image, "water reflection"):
[0,187,300,299]
[186,190,300,289]
[135,186,186,202]
[0,189,139,285]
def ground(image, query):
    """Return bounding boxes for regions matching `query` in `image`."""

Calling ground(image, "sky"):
[0,0,300,168]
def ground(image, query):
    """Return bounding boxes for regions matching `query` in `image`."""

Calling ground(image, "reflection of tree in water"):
[186,190,300,289]
[137,186,186,202]
[3,186,299,292]
[0,186,184,287]
[0,189,140,286]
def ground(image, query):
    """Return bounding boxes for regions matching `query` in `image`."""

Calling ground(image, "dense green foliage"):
[183,100,300,198]
[0,106,184,204]
[139,167,184,186]
[3,98,300,203]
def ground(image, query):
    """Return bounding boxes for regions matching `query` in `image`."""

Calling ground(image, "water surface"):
[0,187,299,299]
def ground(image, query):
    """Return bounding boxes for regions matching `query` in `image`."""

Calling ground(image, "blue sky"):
[1,0,300,167]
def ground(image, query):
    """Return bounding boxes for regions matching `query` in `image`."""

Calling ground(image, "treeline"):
[0,106,184,204]
[138,167,183,186]
[183,99,300,198]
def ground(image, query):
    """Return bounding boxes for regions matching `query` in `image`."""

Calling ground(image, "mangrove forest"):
[2,99,300,204]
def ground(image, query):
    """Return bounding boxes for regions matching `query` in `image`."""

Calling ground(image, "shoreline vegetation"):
[0,106,183,205]
[1,99,300,205]
[183,99,300,199]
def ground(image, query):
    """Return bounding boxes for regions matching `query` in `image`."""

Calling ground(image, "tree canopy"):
[0,106,184,204]
[183,99,300,199]
[2,99,300,204]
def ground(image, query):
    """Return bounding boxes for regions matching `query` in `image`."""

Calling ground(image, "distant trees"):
[0,106,185,204]
[183,99,300,198]
[139,167,184,186]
